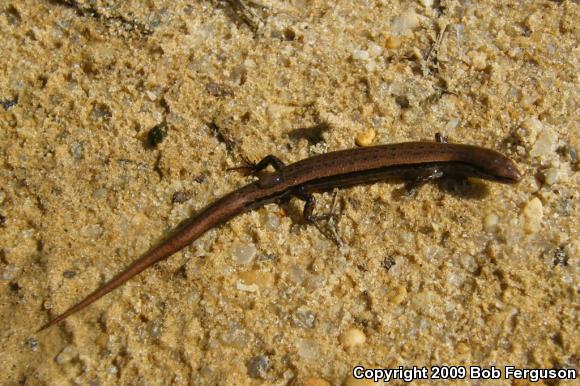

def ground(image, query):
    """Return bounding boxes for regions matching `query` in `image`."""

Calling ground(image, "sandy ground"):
[0,0,578,385]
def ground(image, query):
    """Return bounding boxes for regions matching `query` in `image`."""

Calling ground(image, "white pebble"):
[520,92,539,108]
[244,58,256,68]
[264,212,280,231]
[520,117,543,138]
[542,167,560,185]
[1,265,16,281]
[520,197,543,234]
[145,90,157,101]
[530,127,558,158]
[460,255,479,273]
[297,339,318,359]
[367,41,383,57]
[55,346,75,364]
[484,213,499,232]
[352,49,370,61]
[232,243,257,265]
[391,10,420,35]
[365,60,376,72]
[107,365,118,375]
[236,280,258,292]
[340,327,367,348]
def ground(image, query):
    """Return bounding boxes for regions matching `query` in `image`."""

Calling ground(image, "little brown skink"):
[39,137,521,330]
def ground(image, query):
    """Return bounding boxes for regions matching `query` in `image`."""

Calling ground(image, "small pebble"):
[232,243,257,265]
[520,117,543,137]
[520,92,539,109]
[92,103,112,120]
[247,355,269,379]
[343,375,376,386]
[456,341,471,356]
[292,308,316,329]
[28,337,38,352]
[146,90,157,101]
[340,327,367,348]
[302,377,331,386]
[289,266,306,284]
[0,98,18,110]
[172,191,190,204]
[387,285,407,305]
[382,256,396,271]
[80,224,104,238]
[148,319,163,339]
[352,49,370,61]
[556,144,577,163]
[221,326,248,348]
[530,128,558,158]
[230,64,247,85]
[205,82,232,97]
[355,129,376,147]
[70,141,84,160]
[460,254,479,273]
[256,253,277,262]
[367,42,383,57]
[264,212,280,231]
[236,281,259,293]
[542,167,560,185]
[483,213,499,232]
[148,123,167,147]
[238,270,275,288]
[107,365,118,375]
[412,291,440,317]
[552,247,568,267]
[391,10,420,35]
[55,346,75,364]
[1,265,15,281]
[468,50,487,70]
[283,370,296,381]
[93,188,108,200]
[385,35,402,49]
[521,197,543,234]
[297,339,318,359]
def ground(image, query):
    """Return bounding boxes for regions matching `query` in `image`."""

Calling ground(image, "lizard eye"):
[257,172,281,189]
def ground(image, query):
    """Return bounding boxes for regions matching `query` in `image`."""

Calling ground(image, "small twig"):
[311,189,344,248]
[424,23,448,63]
